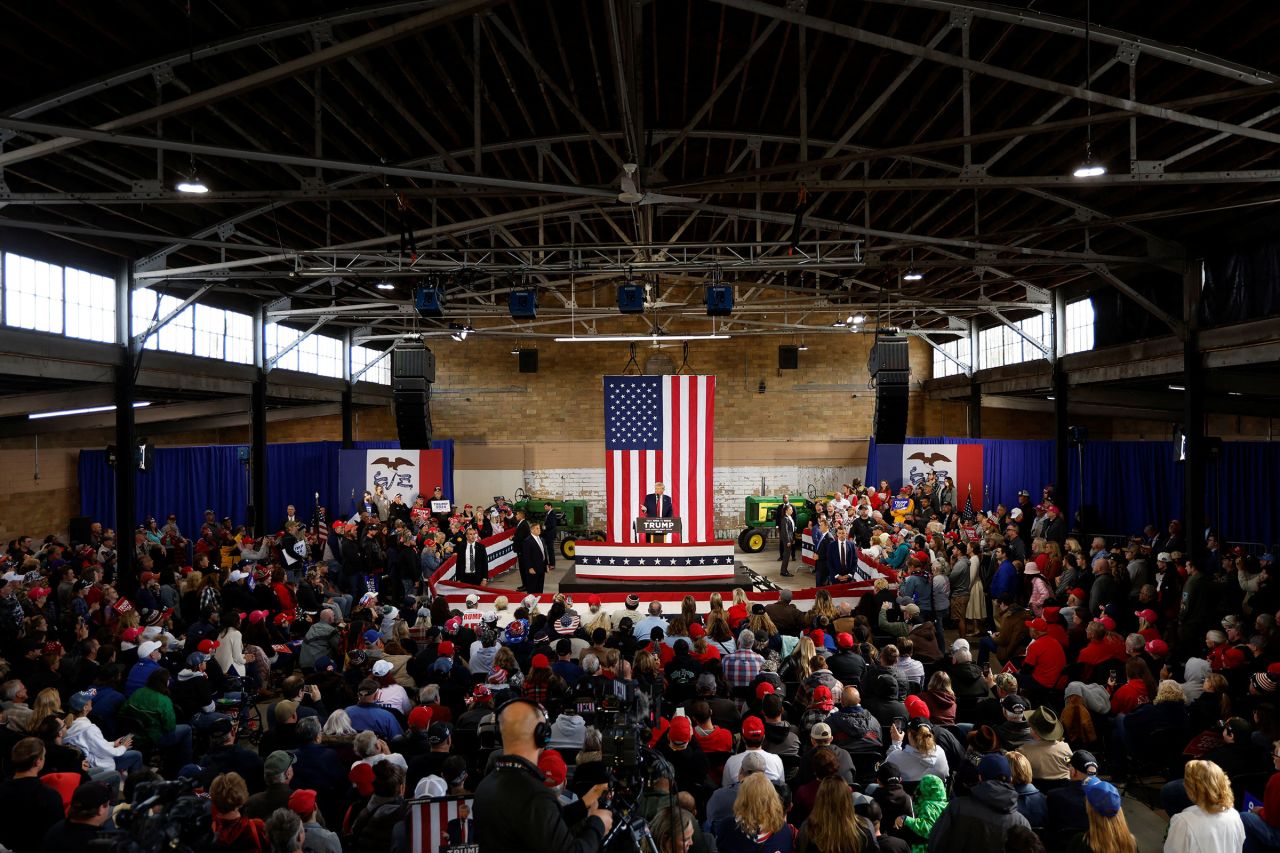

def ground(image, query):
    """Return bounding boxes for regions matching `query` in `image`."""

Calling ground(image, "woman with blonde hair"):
[797,776,870,853]
[782,636,816,688]
[681,595,700,627]
[29,687,64,734]
[808,589,838,625]
[886,718,949,782]
[1068,779,1135,853]
[728,588,750,627]
[1164,760,1244,851]
[714,771,794,851]
[708,591,725,615]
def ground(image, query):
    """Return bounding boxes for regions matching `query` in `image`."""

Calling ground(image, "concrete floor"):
[484,539,1172,847]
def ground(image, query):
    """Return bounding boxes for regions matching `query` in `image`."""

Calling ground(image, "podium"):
[635,516,681,542]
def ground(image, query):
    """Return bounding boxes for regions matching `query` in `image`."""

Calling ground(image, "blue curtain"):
[1072,441,1183,539]
[78,446,248,538]
[80,439,455,534]
[1212,442,1280,547]
[866,436,1055,513]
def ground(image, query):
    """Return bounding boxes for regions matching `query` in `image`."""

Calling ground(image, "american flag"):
[313,506,328,546]
[409,796,473,852]
[961,486,977,522]
[604,375,716,543]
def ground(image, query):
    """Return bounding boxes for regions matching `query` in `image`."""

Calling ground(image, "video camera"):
[87,777,211,853]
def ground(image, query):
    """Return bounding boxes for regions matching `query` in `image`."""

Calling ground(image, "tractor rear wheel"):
[737,529,752,551]
[743,530,768,553]
[590,531,606,542]
[561,539,576,560]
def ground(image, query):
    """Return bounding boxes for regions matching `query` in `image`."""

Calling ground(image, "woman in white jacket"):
[63,689,143,775]
[213,610,255,683]
[886,718,950,782]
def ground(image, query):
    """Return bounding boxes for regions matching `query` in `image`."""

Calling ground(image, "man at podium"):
[643,482,674,542]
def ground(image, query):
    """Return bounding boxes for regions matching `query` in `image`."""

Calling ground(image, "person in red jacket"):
[1107,658,1156,716]
[1042,607,1070,649]
[1242,738,1280,849]
[1075,621,1125,682]
[1020,618,1067,701]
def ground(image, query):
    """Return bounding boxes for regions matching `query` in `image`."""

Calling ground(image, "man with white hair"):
[1088,557,1117,617]
[633,601,669,641]
[722,629,764,689]
[704,751,770,829]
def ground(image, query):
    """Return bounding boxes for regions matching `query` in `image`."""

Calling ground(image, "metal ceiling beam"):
[1090,265,1185,337]
[5,2,459,120]
[861,0,1277,84]
[134,283,214,347]
[264,316,333,372]
[986,308,1051,359]
[712,0,1280,147]
[694,170,1280,192]
[0,118,617,200]
[0,0,501,169]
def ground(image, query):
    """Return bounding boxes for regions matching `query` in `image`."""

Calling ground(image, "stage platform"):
[554,561,758,594]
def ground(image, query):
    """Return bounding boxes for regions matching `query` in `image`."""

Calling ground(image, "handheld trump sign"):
[430,500,451,513]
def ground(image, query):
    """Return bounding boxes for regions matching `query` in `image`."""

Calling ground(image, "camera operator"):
[474,698,613,853]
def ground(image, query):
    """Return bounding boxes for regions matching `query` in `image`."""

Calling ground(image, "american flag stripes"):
[604,375,716,543]
[409,796,473,853]
[313,506,328,546]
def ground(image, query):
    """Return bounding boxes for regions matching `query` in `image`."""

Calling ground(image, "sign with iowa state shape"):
[902,443,983,509]
[366,449,445,505]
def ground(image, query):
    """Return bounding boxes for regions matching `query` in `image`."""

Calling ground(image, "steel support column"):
[251,371,268,536]
[341,386,354,448]
[968,382,981,438]
[113,360,137,594]
[1053,365,1070,521]
[1183,261,1206,564]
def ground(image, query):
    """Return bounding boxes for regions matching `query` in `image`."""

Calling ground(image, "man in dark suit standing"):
[820,525,858,587]
[446,803,475,846]
[513,509,532,591]
[642,482,673,543]
[774,494,792,561]
[455,526,489,586]
[540,502,559,571]
[779,504,796,578]
[523,521,549,594]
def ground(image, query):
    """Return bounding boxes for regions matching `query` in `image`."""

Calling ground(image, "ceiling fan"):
[617,162,696,206]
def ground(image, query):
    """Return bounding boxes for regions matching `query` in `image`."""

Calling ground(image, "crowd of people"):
[0,473,1273,852]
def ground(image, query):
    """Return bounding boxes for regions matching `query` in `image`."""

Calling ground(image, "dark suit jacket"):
[446,818,476,846]
[514,519,532,568]
[522,535,548,574]
[821,538,859,582]
[643,493,673,518]
[456,540,489,585]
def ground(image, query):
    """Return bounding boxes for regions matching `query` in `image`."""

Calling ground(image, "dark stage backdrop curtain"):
[80,439,454,536]
[1071,441,1183,540]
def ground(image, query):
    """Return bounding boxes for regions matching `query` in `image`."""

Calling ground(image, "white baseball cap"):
[371,659,393,677]
[137,640,162,658]
[227,570,248,583]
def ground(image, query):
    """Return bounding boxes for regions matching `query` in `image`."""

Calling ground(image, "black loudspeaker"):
[873,381,909,444]
[393,388,433,449]
[778,346,799,370]
[392,346,436,386]
[69,516,93,547]
[518,349,539,374]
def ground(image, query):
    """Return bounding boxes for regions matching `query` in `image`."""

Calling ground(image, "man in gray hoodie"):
[927,752,1030,852]
[300,608,343,670]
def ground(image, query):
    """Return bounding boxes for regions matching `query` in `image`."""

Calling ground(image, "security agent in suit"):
[513,510,533,591]
[540,502,559,570]
[820,524,859,587]
[446,803,475,846]
[455,526,489,586]
[473,698,613,853]
[774,494,792,560]
[643,482,674,543]
[779,504,797,578]
[522,522,549,594]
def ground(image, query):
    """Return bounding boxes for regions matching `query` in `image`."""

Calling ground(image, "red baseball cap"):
[669,716,693,744]
[1145,639,1169,656]
[810,629,826,646]
[531,654,550,669]
[1135,609,1158,623]
[248,610,268,624]
[1025,618,1049,633]
[121,627,145,643]
[1043,607,1061,621]
[905,694,930,719]
[587,594,602,607]
[408,706,433,730]
[349,763,375,797]
[287,789,317,816]
[741,716,765,739]
[438,641,455,657]
[1094,616,1116,632]
[755,682,776,700]
[538,749,567,787]
[1069,588,1086,600]
[197,639,219,653]
[836,632,854,649]
[812,685,833,706]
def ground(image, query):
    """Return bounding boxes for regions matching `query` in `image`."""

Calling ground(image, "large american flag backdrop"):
[604,375,716,543]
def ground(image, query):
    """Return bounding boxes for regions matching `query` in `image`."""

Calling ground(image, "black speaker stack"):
[392,346,436,449]
[870,335,910,444]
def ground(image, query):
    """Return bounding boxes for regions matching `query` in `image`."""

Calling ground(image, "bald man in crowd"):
[473,700,612,853]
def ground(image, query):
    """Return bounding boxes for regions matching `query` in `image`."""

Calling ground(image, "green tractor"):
[737,486,818,553]
[510,488,606,559]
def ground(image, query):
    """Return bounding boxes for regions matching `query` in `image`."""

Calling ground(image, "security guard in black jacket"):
[474,698,614,853]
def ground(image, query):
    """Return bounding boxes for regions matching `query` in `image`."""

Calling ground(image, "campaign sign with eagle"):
[365,448,445,505]
[902,443,983,510]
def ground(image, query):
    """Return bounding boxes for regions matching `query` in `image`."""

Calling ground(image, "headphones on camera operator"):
[494,696,553,751]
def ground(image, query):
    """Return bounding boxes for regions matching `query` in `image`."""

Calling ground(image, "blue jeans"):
[1243,810,1280,852]
[114,749,144,774]
[325,592,353,618]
